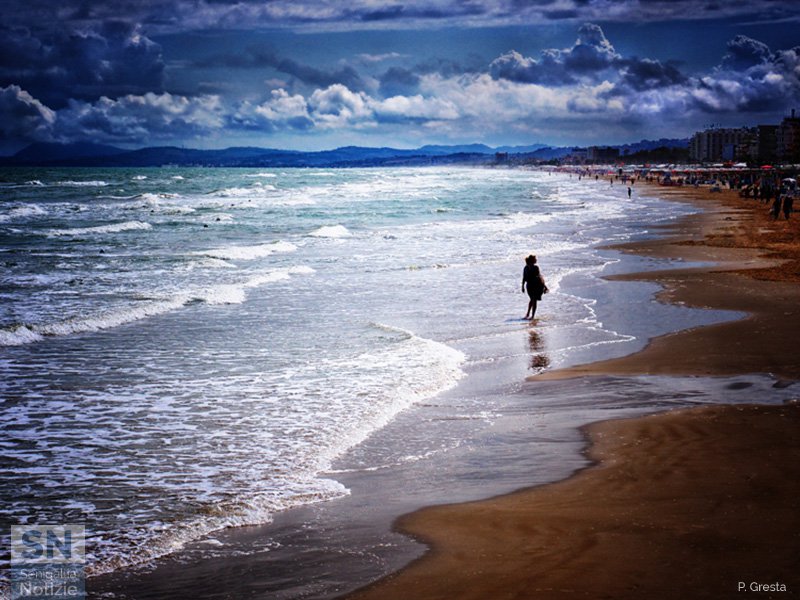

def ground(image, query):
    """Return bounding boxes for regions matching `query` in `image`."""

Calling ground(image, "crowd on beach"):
[552,165,798,221]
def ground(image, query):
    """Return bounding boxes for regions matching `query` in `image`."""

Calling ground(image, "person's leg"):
[529,300,538,319]
[525,299,533,319]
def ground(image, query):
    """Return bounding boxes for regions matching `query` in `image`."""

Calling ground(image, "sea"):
[1,166,792,596]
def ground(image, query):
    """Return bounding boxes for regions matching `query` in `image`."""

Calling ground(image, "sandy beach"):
[347,181,800,599]
[537,183,800,380]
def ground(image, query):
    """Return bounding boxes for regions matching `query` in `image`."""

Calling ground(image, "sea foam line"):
[309,224,351,238]
[193,241,297,261]
[0,267,314,346]
[83,322,463,579]
[46,221,152,237]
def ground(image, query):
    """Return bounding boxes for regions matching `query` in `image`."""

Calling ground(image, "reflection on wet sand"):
[527,328,551,371]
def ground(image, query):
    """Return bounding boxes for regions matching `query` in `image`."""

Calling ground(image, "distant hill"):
[13,142,127,162]
[621,145,690,163]
[417,143,494,155]
[494,143,549,154]
[1,142,515,168]
[616,138,688,155]
[0,139,687,168]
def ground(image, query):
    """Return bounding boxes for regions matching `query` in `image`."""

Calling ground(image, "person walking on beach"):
[783,193,794,219]
[771,194,783,220]
[522,255,548,320]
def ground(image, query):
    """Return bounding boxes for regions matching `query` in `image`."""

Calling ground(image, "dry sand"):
[346,182,800,600]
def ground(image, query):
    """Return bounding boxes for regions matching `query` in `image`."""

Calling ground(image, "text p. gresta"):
[738,581,788,593]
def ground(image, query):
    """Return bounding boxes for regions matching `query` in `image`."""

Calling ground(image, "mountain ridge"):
[1,139,688,168]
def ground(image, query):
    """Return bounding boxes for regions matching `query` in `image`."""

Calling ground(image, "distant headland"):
[0,139,688,168]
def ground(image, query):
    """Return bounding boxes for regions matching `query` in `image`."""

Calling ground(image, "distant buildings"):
[564,146,619,164]
[566,148,588,163]
[756,125,778,164]
[688,128,753,163]
[776,110,800,163]
[689,110,800,164]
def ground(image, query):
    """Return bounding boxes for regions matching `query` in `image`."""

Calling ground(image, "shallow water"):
[0,167,740,586]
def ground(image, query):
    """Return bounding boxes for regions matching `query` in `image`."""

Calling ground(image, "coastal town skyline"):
[3,1,800,154]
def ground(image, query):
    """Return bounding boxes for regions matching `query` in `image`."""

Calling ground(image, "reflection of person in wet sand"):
[528,329,550,370]
[521,254,548,320]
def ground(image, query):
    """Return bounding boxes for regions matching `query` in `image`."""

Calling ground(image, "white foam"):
[83,323,462,577]
[134,193,193,214]
[0,325,44,346]
[47,221,152,237]
[194,241,297,261]
[138,192,179,202]
[0,266,314,345]
[309,224,351,238]
[56,180,110,187]
[288,265,315,275]
[213,183,276,197]
[85,477,348,577]
[132,175,148,180]
[245,172,277,178]
[0,296,199,346]
[0,204,47,223]
[186,257,237,270]
[194,285,247,305]
[37,298,187,337]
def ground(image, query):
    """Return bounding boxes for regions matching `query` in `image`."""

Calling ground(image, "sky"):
[3,0,800,154]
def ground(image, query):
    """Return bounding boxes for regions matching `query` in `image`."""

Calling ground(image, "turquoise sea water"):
[1,166,716,581]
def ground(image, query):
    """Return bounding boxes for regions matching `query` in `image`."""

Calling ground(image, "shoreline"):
[536,183,800,380]
[345,180,800,599]
[84,175,800,599]
[348,403,800,599]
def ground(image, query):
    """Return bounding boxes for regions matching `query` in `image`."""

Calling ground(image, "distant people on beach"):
[762,183,774,205]
[522,255,548,320]
[783,194,794,219]
[627,186,632,198]
[771,195,783,220]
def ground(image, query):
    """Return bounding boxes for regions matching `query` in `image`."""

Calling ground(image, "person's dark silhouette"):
[522,254,548,320]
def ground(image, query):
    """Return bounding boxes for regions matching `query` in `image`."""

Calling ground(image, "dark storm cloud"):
[377,56,484,97]
[357,3,487,22]
[275,59,365,91]
[5,0,800,32]
[0,85,55,140]
[617,58,687,92]
[415,56,485,78]
[490,49,577,85]
[663,34,800,114]
[379,68,422,97]
[0,21,164,108]
[486,23,800,121]
[5,6,800,149]
[197,46,367,91]
[490,23,619,85]
[720,35,773,71]
[51,93,225,144]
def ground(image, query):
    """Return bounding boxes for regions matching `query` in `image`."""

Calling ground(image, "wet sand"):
[347,183,800,599]
[537,184,800,381]
[349,403,800,600]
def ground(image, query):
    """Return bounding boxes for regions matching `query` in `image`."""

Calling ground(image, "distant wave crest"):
[0,266,314,346]
[194,240,297,261]
[308,224,351,238]
[46,221,152,237]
